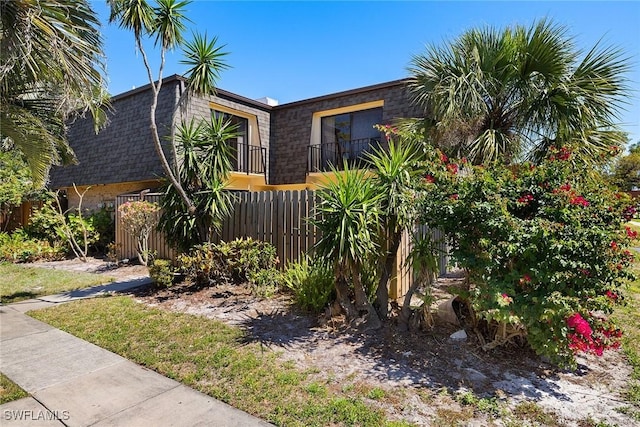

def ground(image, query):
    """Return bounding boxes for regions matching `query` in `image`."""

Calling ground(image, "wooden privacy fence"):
[115,190,449,299]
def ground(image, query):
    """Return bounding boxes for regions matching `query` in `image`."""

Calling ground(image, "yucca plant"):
[107,0,229,214]
[312,164,382,327]
[366,133,426,318]
[158,113,236,251]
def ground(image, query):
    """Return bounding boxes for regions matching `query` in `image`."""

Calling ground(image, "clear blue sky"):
[93,1,640,145]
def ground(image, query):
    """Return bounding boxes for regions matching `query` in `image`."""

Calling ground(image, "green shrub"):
[179,238,279,286]
[178,243,226,286]
[0,230,65,263]
[248,267,281,298]
[222,238,279,283]
[283,257,335,313]
[418,146,635,367]
[88,208,114,253]
[149,259,174,288]
[25,199,100,255]
[24,199,61,245]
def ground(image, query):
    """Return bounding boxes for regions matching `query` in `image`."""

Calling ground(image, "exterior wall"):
[184,89,272,182]
[49,80,180,188]
[269,80,424,185]
[60,180,162,212]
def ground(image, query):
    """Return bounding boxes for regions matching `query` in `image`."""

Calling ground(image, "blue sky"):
[93,1,640,145]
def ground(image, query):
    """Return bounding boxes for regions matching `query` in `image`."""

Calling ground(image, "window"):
[211,109,264,174]
[313,107,383,170]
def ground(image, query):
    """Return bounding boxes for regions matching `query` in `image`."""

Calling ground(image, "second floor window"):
[321,107,383,148]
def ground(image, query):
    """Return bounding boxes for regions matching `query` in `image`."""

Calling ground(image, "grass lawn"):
[0,373,28,404]
[0,263,114,304]
[30,297,408,427]
[612,261,640,421]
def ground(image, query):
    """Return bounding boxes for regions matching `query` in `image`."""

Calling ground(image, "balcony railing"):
[229,143,267,175]
[308,138,388,173]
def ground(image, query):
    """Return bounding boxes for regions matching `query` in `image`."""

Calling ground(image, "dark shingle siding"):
[49,81,179,188]
[269,81,423,185]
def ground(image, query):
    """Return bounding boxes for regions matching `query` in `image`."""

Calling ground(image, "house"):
[48,76,441,298]
[49,75,423,210]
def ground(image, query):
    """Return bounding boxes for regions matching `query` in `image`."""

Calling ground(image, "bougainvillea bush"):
[417,147,635,367]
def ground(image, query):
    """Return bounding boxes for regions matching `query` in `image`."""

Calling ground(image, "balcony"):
[229,142,267,175]
[308,138,388,173]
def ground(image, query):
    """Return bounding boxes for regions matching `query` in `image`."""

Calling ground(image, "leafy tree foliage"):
[0,0,108,186]
[0,151,33,230]
[613,141,640,190]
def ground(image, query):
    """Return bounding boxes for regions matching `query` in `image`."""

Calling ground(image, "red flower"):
[567,313,592,338]
[449,194,459,200]
[447,163,459,175]
[557,147,572,161]
[569,195,589,207]
[605,290,618,301]
[517,194,534,204]
[610,241,618,251]
[519,274,532,285]
[424,175,436,184]
[440,153,448,163]
[626,226,638,239]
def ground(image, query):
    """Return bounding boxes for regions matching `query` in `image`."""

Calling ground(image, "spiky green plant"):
[312,164,382,325]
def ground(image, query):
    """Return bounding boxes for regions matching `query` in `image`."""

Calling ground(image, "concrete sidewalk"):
[0,281,272,426]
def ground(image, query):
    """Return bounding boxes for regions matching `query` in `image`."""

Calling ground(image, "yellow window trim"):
[310,100,384,146]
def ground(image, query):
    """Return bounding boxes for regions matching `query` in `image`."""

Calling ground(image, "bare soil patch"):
[130,274,637,426]
[31,257,149,282]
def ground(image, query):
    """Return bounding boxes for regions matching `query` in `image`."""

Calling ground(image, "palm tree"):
[408,18,630,165]
[107,0,229,214]
[313,164,382,328]
[0,0,108,187]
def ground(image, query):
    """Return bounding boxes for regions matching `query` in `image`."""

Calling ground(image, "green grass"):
[30,296,410,427]
[0,263,114,303]
[0,373,28,404]
[612,261,640,420]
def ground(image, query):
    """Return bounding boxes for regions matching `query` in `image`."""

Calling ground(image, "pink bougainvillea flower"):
[567,313,592,338]
[569,195,589,207]
[517,194,534,204]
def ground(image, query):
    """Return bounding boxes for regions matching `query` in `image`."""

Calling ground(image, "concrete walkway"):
[0,279,272,426]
